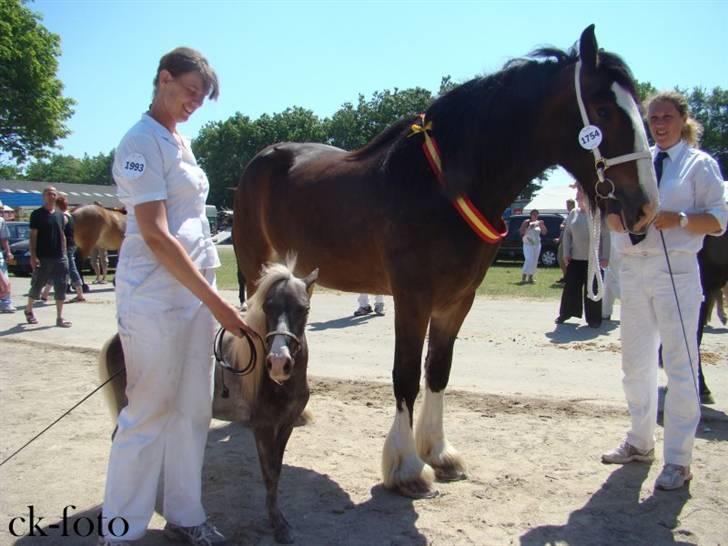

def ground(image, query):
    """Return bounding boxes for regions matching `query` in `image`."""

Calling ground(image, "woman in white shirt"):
[602,91,727,491]
[519,209,547,283]
[100,48,250,546]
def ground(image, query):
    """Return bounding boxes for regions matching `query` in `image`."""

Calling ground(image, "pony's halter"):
[574,60,651,200]
[573,60,650,302]
[265,329,302,356]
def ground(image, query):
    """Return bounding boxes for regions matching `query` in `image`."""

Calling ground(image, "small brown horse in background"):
[72,204,126,258]
[234,26,659,498]
[99,259,318,543]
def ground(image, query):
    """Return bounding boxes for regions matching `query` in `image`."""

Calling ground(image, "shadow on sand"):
[520,464,693,546]
[14,422,425,545]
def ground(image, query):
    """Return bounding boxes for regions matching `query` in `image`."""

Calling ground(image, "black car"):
[494,213,565,267]
[5,221,30,246]
[7,238,118,277]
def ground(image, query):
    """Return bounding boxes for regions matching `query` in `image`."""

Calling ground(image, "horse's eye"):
[596,106,610,119]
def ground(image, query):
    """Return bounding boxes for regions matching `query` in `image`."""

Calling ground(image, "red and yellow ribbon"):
[409,114,506,244]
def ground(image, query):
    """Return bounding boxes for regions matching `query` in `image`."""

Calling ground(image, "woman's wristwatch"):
[678,211,688,228]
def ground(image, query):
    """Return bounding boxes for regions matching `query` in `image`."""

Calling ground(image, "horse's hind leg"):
[381,296,435,498]
[415,294,474,482]
[254,423,295,544]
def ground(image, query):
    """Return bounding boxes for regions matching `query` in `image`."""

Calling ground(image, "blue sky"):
[33,0,728,183]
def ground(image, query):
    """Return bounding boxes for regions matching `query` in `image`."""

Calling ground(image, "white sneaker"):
[164,521,226,545]
[374,302,385,316]
[655,464,692,490]
[601,442,655,464]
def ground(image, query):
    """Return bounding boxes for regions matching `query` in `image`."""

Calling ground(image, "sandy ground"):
[0,276,726,545]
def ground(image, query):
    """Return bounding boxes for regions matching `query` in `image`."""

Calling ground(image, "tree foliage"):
[23,151,114,185]
[326,87,433,150]
[0,0,75,162]
[193,107,327,207]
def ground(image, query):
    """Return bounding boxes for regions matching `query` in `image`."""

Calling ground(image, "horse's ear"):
[303,268,319,297]
[579,24,598,71]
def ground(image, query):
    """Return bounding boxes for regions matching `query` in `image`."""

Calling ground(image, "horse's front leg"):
[254,423,295,544]
[415,294,474,482]
[382,297,435,498]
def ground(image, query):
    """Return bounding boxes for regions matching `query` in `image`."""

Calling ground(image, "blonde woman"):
[602,91,727,491]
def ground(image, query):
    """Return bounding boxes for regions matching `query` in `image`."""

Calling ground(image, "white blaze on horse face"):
[267,314,292,382]
[612,83,660,215]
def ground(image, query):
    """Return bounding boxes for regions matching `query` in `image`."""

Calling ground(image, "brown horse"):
[99,259,318,543]
[234,26,659,498]
[72,204,126,258]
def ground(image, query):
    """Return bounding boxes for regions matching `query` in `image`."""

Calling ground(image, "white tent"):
[523,167,577,214]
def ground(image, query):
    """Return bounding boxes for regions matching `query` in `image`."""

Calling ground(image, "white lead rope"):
[586,204,605,301]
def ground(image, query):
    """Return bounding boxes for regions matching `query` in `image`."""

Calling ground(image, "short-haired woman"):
[99,48,251,546]
[519,209,547,283]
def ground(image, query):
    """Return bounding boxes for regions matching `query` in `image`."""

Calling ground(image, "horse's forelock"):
[247,256,299,311]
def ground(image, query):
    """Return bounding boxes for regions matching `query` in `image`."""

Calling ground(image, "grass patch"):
[215,246,563,300]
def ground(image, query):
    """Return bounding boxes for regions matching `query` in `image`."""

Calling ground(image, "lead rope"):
[586,204,605,301]
[0,369,123,468]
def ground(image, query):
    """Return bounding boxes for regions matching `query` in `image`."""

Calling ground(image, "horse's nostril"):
[283,361,291,375]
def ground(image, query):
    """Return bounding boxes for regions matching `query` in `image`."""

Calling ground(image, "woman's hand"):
[210,298,255,338]
[653,211,681,230]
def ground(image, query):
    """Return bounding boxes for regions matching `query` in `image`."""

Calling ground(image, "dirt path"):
[1,338,727,546]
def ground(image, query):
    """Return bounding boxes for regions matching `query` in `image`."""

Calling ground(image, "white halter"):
[573,60,651,301]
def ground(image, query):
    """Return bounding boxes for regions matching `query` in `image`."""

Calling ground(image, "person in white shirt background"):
[99,47,251,546]
[602,91,727,491]
[519,209,547,284]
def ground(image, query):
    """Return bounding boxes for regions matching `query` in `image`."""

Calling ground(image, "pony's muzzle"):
[266,353,292,383]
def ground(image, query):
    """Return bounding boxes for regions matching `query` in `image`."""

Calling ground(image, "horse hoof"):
[395,477,439,499]
[274,525,294,544]
[434,466,467,482]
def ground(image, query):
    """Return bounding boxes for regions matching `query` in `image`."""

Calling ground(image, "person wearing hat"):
[0,200,15,313]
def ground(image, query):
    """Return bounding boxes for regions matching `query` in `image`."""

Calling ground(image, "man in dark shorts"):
[24,186,71,327]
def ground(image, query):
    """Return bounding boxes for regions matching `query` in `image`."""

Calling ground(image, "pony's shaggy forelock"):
[230,255,301,405]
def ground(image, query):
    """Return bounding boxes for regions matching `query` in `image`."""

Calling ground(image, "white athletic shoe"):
[601,442,655,464]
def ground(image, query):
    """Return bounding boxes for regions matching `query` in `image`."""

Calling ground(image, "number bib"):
[122,153,146,180]
[578,125,603,150]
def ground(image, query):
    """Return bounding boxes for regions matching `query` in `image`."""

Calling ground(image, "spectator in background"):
[556,198,576,284]
[354,294,385,316]
[555,187,609,328]
[24,186,71,327]
[0,201,15,313]
[41,195,86,303]
[519,209,547,284]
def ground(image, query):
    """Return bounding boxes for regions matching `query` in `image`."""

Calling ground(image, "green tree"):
[194,107,326,207]
[0,0,76,162]
[685,87,727,176]
[326,87,434,150]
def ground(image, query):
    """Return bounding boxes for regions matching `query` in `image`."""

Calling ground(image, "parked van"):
[206,205,218,234]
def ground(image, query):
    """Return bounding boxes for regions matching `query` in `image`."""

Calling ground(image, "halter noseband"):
[574,60,651,199]
[265,329,302,356]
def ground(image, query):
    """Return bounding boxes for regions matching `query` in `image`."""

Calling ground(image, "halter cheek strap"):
[573,60,652,302]
[574,61,652,187]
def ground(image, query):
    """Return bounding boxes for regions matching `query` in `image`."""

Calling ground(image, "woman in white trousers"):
[100,48,251,546]
[602,91,727,491]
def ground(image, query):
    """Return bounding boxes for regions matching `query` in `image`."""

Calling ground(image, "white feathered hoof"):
[421,441,467,482]
[382,452,438,499]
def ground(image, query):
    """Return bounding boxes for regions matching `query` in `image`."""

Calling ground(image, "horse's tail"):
[98,333,127,422]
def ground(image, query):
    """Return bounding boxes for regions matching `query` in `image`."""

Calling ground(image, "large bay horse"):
[99,260,318,543]
[72,204,126,258]
[234,26,659,497]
